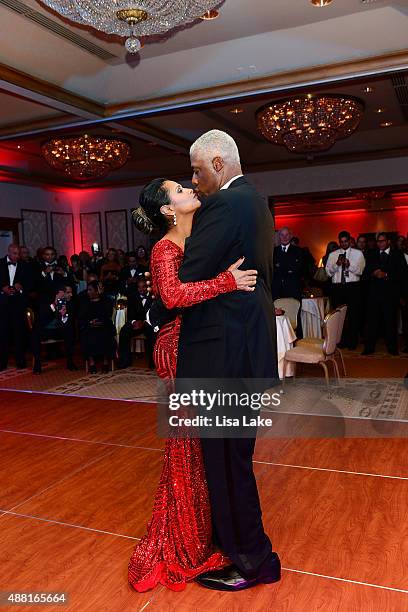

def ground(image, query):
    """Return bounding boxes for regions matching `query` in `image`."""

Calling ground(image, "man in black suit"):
[35,246,69,302]
[118,278,154,368]
[31,284,78,374]
[272,227,303,301]
[176,130,280,591]
[362,232,408,355]
[119,251,147,296]
[0,244,32,369]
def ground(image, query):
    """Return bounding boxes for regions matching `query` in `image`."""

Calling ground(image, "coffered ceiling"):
[0,0,407,188]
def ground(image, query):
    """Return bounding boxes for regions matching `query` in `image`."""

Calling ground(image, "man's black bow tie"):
[8,261,16,266]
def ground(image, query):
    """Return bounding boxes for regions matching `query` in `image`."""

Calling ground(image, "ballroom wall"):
[0,154,407,259]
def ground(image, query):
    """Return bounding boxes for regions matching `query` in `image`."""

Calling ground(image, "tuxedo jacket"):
[176,176,278,382]
[0,257,33,306]
[126,293,153,322]
[363,248,408,299]
[272,244,303,300]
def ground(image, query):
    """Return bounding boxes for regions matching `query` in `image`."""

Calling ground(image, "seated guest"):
[78,280,116,373]
[326,230,365,350]
[135,245,149,274]
[362,232,408,356]
[118,278,154,369]
[0,243,32,370]
[119,251,146,295]
[100,248,121,299]
[272,227,303,300]
[117,248,126,269]
[31,284,78,374]
[19,245,33,264]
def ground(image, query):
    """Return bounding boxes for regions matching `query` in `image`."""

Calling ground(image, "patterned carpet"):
[0,363,158,402]
[0,351,407,422]
[270,377,408,422]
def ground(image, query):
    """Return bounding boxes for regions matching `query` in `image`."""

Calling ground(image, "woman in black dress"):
[78,281,116,373]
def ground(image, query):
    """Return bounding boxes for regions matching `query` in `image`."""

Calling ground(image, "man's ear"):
[212,156,224,173]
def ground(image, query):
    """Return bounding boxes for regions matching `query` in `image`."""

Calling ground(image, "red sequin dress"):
[128,239,236,592]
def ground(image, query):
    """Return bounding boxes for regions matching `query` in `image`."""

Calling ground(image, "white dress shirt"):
[220,175,243,190]
[325,247,365,283]
[6,258,17,285]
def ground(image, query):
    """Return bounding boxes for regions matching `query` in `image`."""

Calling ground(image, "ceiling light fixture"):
[380,121,393,127]
[256,94,364,154]
[310,0,333,6]
[200,9,219,19]
[39,1,223,53]
[42,134,130,180]
[375,107,385,113]
[230,107,244,114]
[362,86,374,93]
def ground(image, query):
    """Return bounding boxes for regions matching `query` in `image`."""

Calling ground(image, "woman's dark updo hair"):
[132,178,170,235]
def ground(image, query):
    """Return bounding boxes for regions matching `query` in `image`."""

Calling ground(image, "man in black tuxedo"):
[119,251,147,295]
[118,278,154,368]
[31,284,78,374]
[35,246,69,302]
[272,227,303,301]
[362,232,408,355]
[0,244,32,369]
[176,130,280,591]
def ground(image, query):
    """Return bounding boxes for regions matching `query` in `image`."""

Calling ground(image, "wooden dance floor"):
[1,387,408,611]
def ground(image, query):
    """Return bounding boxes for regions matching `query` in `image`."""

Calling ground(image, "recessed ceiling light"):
[200,9,219,20]
[380,121,393,127]
[310,0,333,6]
[230,107,244,115]
[17,145,21,149]
[362,86,374,93]
[375,107,385,113]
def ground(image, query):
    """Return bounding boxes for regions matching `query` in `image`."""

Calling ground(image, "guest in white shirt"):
[326,230,366,349]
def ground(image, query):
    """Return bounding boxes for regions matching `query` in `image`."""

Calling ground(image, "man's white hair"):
[190,129,241,165]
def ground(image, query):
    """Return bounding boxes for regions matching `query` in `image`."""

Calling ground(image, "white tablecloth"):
[301,298,325,339]
[276,314,297,379]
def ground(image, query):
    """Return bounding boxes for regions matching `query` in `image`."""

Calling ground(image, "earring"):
[173,213,177,226]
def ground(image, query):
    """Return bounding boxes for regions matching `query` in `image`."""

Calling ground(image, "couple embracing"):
[128,130,281,593]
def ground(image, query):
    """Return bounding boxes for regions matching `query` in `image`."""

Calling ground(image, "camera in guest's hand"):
[56,297,67,311]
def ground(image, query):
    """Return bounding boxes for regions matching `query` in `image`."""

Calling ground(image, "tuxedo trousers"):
[200,433,272,577]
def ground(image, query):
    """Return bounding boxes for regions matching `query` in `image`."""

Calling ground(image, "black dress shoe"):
[89,365,97,374]
[196,555,281,591]
[388,350,399,356]
[361,349,374,356]
[16,362,27,370]
[101,364,110,374]
[32,365,42,375]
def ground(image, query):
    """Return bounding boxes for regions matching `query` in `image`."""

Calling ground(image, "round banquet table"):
[276,314,297,379]
[301,297,326,339]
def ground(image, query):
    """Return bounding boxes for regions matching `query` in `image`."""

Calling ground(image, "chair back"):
[322,310,341,356]
[335,304,347,344]
[274,298,300,330]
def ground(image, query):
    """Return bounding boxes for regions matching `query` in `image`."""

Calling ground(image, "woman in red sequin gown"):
[128,179,258,592]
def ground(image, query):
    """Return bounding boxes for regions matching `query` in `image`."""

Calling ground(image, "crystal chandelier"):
[42,134,130,180]
[39,1,223,53]
[256,94,364,154]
